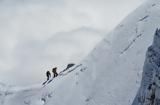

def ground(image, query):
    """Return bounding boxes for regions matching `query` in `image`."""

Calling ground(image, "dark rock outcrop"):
[132,29,160,105]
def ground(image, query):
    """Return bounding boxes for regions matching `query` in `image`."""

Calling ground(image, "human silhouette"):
[66,63,75,70]
[46,71,51,81]
[52,67,58,78]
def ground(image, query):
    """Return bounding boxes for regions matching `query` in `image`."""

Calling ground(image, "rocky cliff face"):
[132,29,160,105]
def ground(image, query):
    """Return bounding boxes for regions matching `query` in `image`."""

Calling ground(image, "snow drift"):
[1,0,160,105]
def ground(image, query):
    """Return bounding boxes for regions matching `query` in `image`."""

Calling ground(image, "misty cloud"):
[0,0,145,86]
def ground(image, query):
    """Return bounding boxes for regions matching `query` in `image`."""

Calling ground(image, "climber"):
[52,67,58,78]
[46,71,51,81]
[65,63,75,70]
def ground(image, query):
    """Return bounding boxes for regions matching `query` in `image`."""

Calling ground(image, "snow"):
[1,0,160,105]
[0,26,104,86]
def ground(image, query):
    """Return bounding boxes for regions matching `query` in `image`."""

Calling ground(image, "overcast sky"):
[0,0,145,86]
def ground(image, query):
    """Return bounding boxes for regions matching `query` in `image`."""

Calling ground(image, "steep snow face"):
[82,0,160,104]
[0,26,104,86]
[1,0,160,105]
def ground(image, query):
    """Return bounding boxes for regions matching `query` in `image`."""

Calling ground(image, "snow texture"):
[1,0,160,105]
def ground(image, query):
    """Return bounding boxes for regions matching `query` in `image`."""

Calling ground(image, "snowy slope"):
[0,26,104,86]
[1,0,160,105]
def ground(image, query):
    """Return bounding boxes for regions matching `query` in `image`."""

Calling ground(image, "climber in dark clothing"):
[52,67,58,78]
[66,63,75,70]
[46,71,51,81]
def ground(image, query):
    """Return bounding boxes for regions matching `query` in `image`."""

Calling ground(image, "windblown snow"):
[1,0,160,105]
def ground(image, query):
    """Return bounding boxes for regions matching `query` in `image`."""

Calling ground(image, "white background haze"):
[0,0,145,86]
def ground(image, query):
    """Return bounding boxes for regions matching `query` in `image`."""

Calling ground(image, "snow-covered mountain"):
[1,0,160,105]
